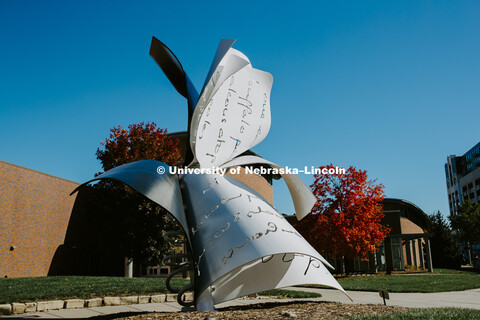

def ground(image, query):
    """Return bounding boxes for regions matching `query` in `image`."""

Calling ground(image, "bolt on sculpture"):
[72,37,350,311]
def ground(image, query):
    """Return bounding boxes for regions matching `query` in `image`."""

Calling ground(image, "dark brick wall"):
[0,160,79,278]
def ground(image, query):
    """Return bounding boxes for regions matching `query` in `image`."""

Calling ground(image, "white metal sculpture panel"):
[73,37,350,311]
[191,48,273,168]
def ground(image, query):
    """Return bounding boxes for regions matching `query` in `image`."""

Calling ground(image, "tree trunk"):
[124,257,133,278]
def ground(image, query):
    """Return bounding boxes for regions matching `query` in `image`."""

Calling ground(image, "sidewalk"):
[287,286,480,309]
[2,288,479,319]
[2,302,182,319]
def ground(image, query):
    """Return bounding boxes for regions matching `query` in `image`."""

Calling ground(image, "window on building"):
[392,238,404,270]
[376,244,386,271]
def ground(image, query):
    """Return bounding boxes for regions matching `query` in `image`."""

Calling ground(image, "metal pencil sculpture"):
[73,37,349,311]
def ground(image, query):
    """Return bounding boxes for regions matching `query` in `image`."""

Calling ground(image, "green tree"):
[450,200,480,245]
[429,211,462,269]
[450,200,480,263]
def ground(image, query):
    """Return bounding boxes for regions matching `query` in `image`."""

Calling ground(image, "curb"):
[0,293,193,315]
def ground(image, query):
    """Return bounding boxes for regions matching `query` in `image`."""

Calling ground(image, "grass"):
[258,289,321,299]
[1,269,477,305]
[433,268,475,274]
[0,276,320,304]
[301,268,480,293]
[0,276,191,304]
[338,272,480,293]
[342,307,480,320]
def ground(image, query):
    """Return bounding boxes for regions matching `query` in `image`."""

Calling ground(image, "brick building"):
[0,160,79,278]
[377,198,433,273]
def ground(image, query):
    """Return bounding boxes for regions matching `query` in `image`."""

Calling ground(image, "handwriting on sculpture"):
[222,221,278,265]
[74,37,349,311]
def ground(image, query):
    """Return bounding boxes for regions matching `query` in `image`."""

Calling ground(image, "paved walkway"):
[286,287,480,310]
[3,288,480,319]
[2,301,184,319]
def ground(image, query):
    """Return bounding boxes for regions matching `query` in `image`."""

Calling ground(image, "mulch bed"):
[93,301,408,320]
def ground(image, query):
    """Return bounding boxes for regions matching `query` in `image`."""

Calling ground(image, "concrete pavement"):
[286,286,480,310]
[2,288,479,319]
[1,301,189,319]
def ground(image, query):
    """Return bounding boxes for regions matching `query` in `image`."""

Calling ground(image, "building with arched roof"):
[343,198,433,274]
[379,198,432,273]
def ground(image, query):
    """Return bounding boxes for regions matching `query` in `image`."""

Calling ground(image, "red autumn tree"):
[96,122,182,171]
[78,122,183,275]
[296,165,389,263]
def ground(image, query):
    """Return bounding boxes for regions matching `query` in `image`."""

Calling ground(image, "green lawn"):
[343,308,480,320]
[0,276,190,304]
[258,289,321,299]
[433,268,474,274]
[0,276,319,304]
[302,269,480,293]
[2,269,478,305]
[338,272,480,293]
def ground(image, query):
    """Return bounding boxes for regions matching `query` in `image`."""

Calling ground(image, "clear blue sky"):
[1,1,479,217]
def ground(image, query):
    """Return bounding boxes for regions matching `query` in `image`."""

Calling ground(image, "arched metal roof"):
[382,197,431,231]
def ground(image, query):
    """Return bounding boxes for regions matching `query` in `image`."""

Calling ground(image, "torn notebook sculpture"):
[73,37,349,310]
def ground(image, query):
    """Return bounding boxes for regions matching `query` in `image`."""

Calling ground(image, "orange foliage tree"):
[80,122,183,273]
[96,122,182,171]
[296,165,389,264]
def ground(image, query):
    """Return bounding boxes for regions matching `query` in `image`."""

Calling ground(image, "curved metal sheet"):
[71,160,189,240]
[149,37,199,104]
[200,39,236,97]
[149,37,199,164]
[191,62,273,168]
[179,173,343,309]
[190,48,252,164]
[220,155,317,221]
[201,48,251,105]
[209,253,351,305]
